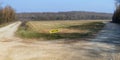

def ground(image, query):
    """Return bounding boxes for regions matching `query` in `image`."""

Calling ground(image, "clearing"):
[0,20,119,60]
[17,20,107,39]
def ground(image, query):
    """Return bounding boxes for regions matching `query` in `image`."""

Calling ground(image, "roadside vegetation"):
[16,20,106,40]
[112,4,120,23]
[0,5,16,24]
[0,5,16,28]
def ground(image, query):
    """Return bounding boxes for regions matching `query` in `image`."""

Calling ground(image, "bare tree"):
[0,3,3,24]
[2,5,16,23]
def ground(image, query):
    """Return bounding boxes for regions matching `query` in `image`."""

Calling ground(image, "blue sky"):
[1,0,115,13]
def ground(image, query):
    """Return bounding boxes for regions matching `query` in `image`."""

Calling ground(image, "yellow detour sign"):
[49,29,59,34]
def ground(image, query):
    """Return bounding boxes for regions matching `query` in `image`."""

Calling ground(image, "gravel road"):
[0,22,119,60]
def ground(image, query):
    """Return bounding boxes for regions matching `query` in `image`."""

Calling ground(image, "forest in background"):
[16,11,112,21]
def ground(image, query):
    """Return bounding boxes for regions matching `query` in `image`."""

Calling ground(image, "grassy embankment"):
[16,20,108,40]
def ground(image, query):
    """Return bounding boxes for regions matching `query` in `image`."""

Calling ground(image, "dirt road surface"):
[0,22,119,60]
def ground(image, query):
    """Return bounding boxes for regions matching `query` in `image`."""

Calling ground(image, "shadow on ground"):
[92,23,120,46]
[62,22,120,60]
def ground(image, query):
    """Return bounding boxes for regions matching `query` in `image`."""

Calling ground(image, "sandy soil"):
[0,22,119,60]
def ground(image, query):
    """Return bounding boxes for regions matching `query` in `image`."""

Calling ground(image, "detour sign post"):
[49,29,59,34]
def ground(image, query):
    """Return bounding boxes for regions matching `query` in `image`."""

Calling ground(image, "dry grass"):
[17,20,109,39]
[26,20,109,33]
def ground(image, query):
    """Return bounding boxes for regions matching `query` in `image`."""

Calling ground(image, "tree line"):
[0,5,16,24]
[112,0,120,23]
[17,11,112,21]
